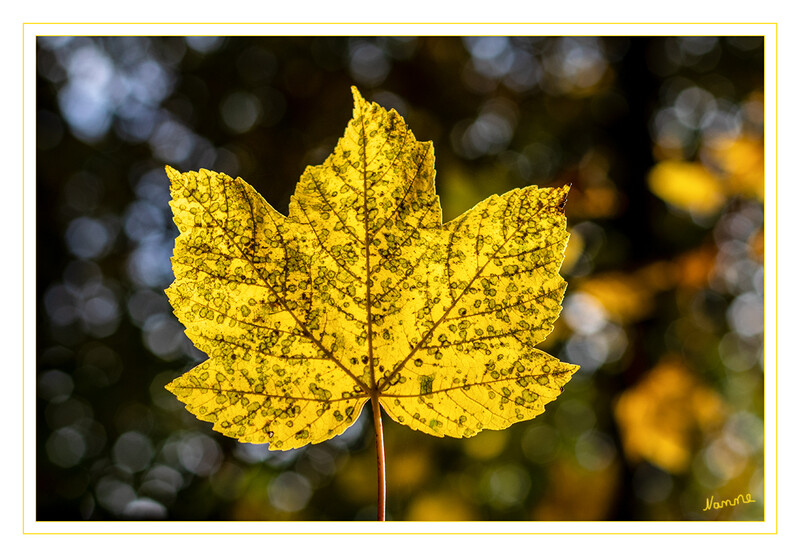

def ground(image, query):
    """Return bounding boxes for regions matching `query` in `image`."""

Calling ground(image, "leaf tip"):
[350,85,370,115]
[164,377,179,395]
[165,165,182,183]
[558,183,572,213]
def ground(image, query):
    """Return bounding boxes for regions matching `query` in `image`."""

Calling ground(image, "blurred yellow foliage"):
[579,273,655,323]
[576,250,719,326]
[707,135,765,201]
[614,357,726,474]
[648,160,725,217]
[648,131,764,219]
[405,491,476,521]
[578,262,674,323]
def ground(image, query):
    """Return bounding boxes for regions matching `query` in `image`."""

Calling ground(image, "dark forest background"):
[36,36,765,521]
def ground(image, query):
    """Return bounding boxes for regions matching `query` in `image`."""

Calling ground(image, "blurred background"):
[35,35,765,521]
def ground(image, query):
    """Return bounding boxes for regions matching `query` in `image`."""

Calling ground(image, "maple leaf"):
[165,87,578,452]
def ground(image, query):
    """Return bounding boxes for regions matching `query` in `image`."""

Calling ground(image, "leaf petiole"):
[370,395,386,521]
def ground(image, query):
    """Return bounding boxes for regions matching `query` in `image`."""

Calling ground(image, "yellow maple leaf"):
[164,87,578,451]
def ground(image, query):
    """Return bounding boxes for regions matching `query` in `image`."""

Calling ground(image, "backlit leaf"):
[165,87,578,450]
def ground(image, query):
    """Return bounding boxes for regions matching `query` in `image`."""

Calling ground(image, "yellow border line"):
[21,21,779,23]
[773,22,778,535]
[21,21,25,536]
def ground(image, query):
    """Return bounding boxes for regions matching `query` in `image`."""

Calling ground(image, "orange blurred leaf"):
[614,357,726,474]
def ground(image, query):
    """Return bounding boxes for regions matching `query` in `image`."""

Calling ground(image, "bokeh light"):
[36,35,765,521]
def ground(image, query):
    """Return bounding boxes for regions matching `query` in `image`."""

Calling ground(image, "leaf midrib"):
[360,109,378,395]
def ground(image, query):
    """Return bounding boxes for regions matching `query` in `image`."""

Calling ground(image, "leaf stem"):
[370,395,386,521]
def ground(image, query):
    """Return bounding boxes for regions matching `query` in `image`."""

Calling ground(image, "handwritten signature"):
[702,493,756,512]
